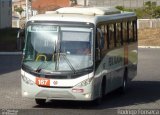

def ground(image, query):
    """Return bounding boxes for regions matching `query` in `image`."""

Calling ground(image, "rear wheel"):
[119,69,128,93]
[35,99,46,105]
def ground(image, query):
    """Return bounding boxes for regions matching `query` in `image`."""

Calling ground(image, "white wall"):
[88,0,160,8]
[77,0,89,6]
[0,0,12,28]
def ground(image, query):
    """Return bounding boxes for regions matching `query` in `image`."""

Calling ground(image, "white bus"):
[21,7,138,105]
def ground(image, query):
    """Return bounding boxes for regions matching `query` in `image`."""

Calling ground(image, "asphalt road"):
[0,48,160,115]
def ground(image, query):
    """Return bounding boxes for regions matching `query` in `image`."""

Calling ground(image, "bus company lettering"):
[109,56,123,66]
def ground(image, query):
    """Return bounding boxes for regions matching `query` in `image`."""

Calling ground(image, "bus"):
[21,7,138,105]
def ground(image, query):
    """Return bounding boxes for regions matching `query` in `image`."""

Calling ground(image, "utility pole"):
[26,0,28,21]
[123,0,124,8]
[26,0,32,21]
[84,0,86,6]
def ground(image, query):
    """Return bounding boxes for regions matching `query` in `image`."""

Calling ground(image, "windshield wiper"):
[35,61,48,73]
[53,26,76,74]
[60,53,77,74]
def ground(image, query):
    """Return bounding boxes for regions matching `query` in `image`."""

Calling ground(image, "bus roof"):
[52,7,121,15]
[29,7,136,24]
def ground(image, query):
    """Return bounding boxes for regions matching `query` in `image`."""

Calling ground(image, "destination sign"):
[31,25,58,31]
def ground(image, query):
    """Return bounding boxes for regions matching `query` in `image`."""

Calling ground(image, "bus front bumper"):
[21,78,94,101]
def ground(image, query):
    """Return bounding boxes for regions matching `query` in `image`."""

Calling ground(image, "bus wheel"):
[119,69,128,94]
[35,99,46,105]
[93,95,102,105]
[93,77,106,105]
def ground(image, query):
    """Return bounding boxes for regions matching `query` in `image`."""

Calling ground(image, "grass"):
[138,28,160,46]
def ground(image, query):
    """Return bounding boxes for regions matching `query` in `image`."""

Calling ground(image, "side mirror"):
[17,29,25,50]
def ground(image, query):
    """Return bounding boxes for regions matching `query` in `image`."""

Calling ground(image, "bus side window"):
[96,25,107,60]
[133,20,137,42]
[96,28,101,61]
[123,22,128,44]
[104,25,109,50]
[116,23,122,47]
[96,28,102,48]
[99,25,108,57]
[128,21,134,43]
[108,24,115,49]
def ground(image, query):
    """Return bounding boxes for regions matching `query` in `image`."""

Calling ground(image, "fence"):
[12,20,20,28]
[89,0,160,8]
[12,20,26,28]
[138,19,160,29]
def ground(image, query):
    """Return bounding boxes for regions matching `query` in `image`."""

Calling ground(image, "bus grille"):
[35,90,75,99]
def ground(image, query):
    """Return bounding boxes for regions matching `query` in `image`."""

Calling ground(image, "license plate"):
[36,77,50,87]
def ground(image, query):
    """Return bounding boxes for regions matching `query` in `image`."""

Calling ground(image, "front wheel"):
[93,78,106,105]
[35,99,46,105]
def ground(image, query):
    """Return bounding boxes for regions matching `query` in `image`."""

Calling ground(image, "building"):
[77,0,89,6]
[32,0,70,13]
[0,0,12,28]
[12,0,28,18]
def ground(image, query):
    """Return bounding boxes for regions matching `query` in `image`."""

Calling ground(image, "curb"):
[0,52,22,55]
[138,46,160,48]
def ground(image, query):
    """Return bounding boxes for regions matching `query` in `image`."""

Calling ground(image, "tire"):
[35,99,46,105]
[93,77,106,105]
[119,69,128,94]
[93,97,102,105]
[93,91,102,105]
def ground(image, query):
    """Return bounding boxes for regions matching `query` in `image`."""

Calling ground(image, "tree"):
[70,0,77,6]
[144,1,156,10]
[144,1,157,18]
[115,6,133,12]
[115,6,125,11]
[15,7,24,16]
[153,6,160,18]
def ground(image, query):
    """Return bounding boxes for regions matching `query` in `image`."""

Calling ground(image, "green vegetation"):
[153,6,160,18]
[15,7,24,16]
[116,1,160,19]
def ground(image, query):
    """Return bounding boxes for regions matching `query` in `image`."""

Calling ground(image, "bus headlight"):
[75,77,93,87]
[21,75,35,85]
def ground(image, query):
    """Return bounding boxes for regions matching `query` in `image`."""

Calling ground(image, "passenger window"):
[123,22,128,44]
[108,24,115,49]
[116,23,122,47]
[128,21,134,42]
[100,25,108,51]
[133,21,137,41]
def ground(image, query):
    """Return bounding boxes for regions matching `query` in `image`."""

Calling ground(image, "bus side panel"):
[127,43,138,81]
[106,47,125,91]
[93,61,103,99]
[93,46,125,98]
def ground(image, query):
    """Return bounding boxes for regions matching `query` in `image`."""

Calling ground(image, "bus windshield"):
[23,24,93,74]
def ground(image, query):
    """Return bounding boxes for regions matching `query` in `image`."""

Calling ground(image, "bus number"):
[36,78,50,86]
